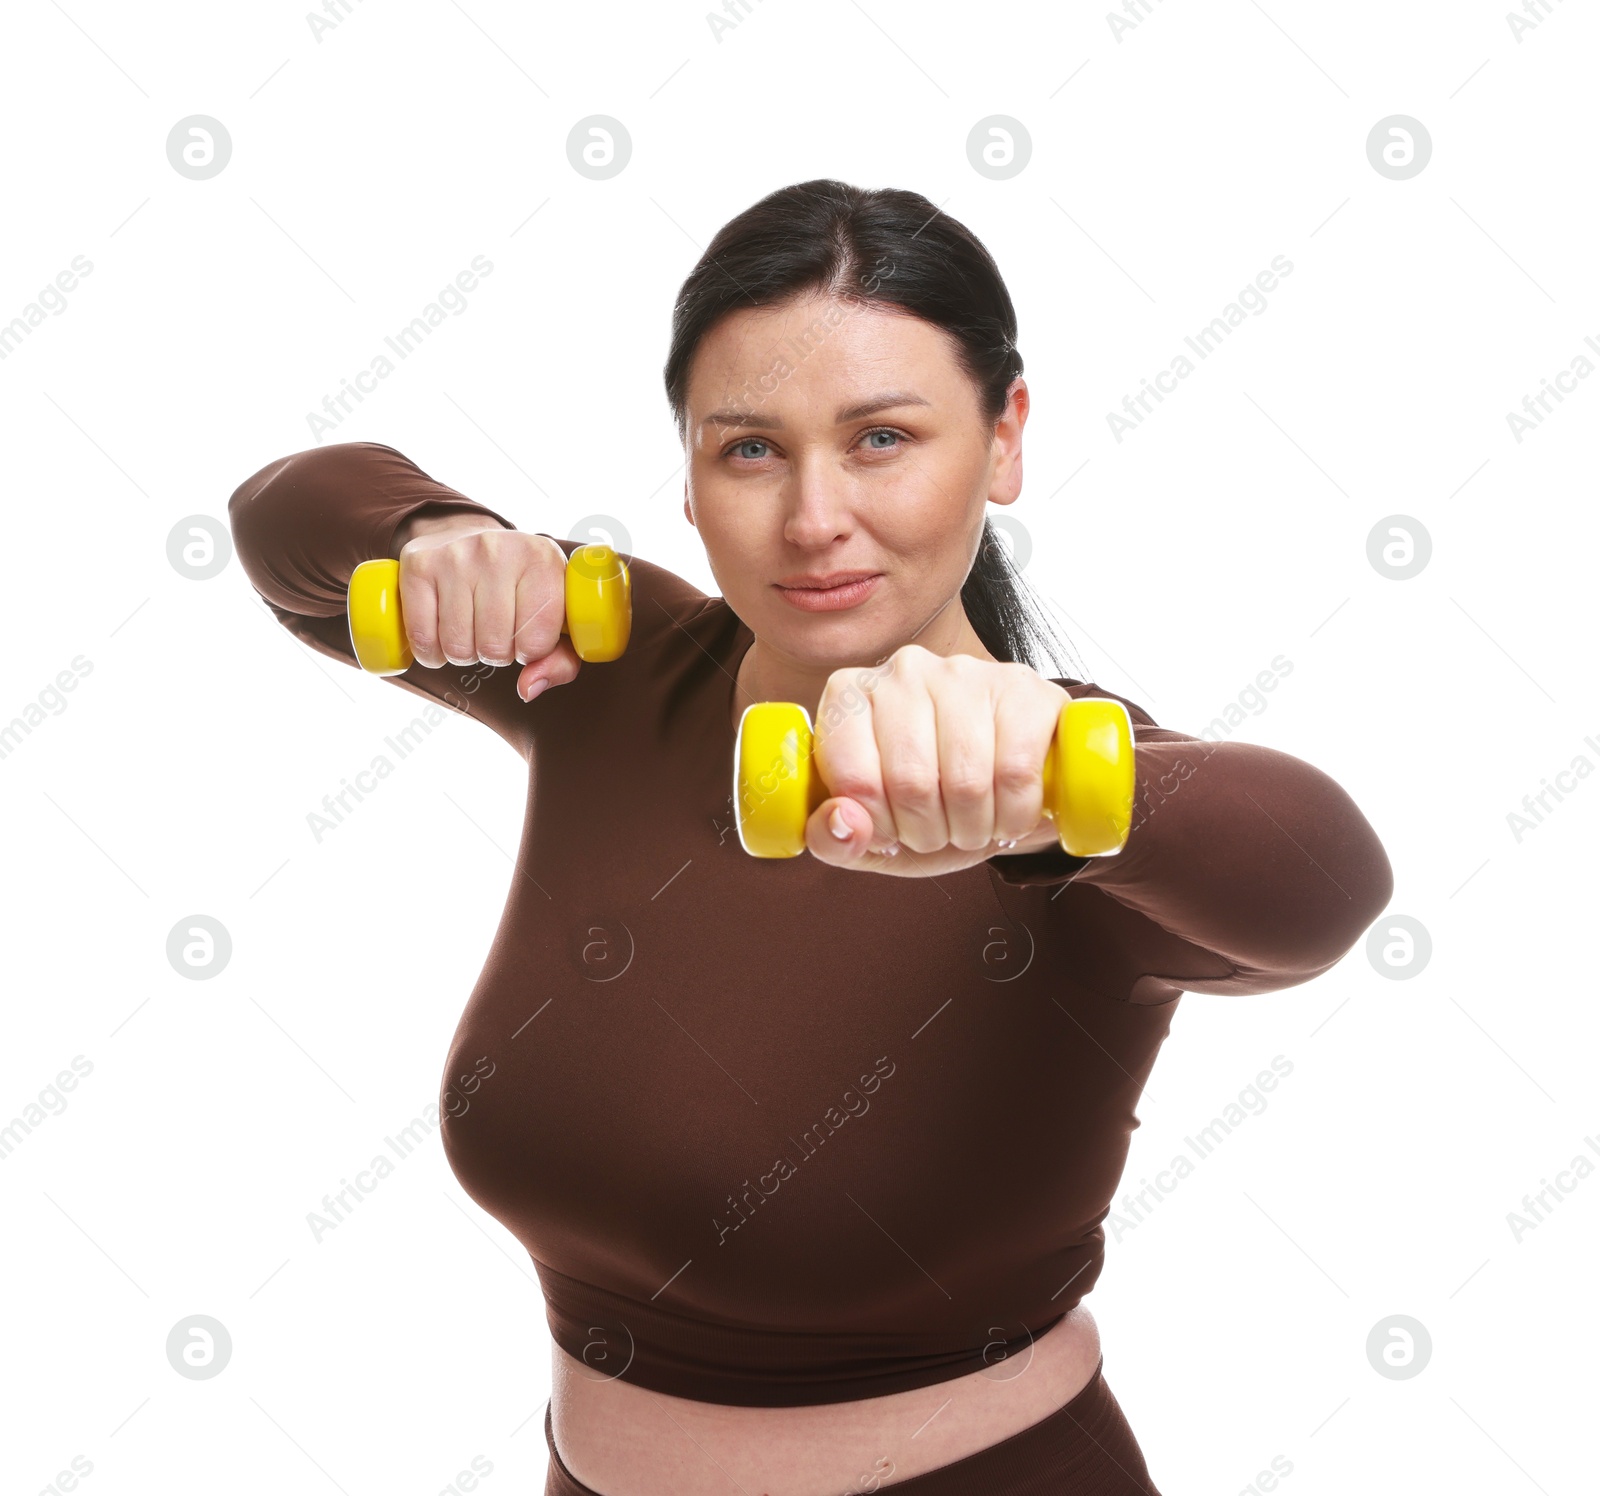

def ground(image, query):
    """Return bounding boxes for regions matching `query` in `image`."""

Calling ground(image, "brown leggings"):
[543,1356,1162,1495]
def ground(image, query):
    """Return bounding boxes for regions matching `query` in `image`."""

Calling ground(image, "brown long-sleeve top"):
[229,442,1394,1407]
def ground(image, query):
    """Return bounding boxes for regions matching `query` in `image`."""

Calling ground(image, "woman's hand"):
[805,646,1072,877]
[394,515,581,702]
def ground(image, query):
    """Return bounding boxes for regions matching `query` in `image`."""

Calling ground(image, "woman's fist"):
[395,515,580,702]
[806,646,1072,876]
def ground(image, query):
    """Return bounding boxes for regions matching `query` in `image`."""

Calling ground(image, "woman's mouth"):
[772,573,883,612]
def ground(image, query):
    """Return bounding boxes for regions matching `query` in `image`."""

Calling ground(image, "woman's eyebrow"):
[699,392,932,431]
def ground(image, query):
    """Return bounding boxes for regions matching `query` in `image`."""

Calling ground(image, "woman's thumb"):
[517,640,582,702]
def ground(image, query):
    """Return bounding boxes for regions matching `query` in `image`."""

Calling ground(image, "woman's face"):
[682,290,1026,670]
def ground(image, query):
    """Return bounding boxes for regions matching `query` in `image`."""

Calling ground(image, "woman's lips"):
[772,574,882,612]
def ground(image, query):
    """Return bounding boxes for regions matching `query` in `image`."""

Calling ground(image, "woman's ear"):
[989,376,1028,506]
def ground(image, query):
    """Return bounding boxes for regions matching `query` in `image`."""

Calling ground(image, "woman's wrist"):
[392,505,509,555]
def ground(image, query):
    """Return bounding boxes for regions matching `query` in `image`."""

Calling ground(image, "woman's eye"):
[722,429,905,462]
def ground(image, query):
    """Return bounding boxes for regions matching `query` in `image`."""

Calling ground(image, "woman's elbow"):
[1249,764,1395,982]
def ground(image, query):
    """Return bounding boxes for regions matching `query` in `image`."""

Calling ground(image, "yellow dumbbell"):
[346,544,632,675]
[733,695,1135,860]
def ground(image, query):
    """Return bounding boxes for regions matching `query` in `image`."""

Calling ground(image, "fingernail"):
[520,677,548,703]
[828,807,851,841]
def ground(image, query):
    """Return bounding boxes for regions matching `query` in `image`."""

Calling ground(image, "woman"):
[230,180,1393,1495]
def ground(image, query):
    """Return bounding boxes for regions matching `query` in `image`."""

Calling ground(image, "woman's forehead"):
[686,301,963,421]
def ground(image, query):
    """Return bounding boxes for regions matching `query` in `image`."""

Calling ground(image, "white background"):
[3,1,1596,1492]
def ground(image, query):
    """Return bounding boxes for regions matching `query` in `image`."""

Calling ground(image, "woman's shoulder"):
[1050,676,1160,730]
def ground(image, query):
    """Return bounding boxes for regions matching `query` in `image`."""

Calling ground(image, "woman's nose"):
[780,458,856,545]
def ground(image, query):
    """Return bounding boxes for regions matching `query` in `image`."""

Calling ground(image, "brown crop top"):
[229,441,1394,1408]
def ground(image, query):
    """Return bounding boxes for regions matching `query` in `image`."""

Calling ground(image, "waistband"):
[542,1355,1163,1495]
[535,1259,1068,1407]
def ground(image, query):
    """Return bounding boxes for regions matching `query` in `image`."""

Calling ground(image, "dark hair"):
[663,178,1082,678]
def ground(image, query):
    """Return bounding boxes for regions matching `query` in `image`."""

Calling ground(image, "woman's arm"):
[988,684,1394,998]
[229,442,517,614]
[228,441,536,754]
[229,441,723,758]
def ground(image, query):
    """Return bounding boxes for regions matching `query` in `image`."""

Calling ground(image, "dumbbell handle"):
[733,696,1135,860]
[346,544,632,676]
